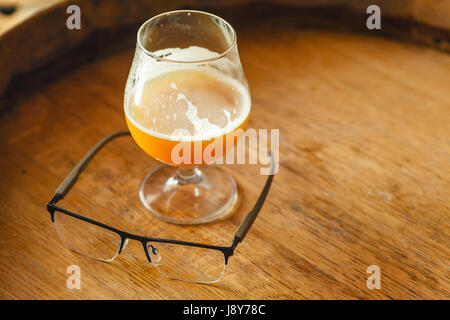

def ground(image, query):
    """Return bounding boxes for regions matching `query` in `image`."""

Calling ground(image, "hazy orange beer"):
[125,67,251,165]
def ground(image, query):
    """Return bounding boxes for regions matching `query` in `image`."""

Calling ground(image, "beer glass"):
[124,10,251,224]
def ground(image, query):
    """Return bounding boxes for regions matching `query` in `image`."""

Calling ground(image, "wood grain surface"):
[0,0,60,34]
[1,0,450,97]
[0,5,449,300]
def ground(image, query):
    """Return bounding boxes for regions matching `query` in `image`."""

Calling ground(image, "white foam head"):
[125,46,251,142]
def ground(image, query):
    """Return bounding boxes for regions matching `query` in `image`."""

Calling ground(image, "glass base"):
[139,165,239,225]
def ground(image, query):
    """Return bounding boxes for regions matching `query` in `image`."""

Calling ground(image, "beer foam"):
[125,46,251,142]
[176,93,222,135]
[151,46,219,62]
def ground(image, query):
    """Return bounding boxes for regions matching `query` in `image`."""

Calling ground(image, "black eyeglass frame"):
[46,131,274,268]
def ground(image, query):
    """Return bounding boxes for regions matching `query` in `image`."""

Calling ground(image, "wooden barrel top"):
[0,1,449,299]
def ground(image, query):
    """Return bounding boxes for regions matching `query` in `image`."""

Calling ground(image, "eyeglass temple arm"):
[232,152,275,249]
[50,131,131,204]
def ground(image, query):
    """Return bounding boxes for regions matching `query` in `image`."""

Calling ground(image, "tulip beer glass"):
[124,10,251,224]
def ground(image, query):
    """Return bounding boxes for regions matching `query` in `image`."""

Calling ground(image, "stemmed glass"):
[124,10,251,224]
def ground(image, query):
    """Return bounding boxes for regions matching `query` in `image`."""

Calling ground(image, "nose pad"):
[147,244,161,264]
[119,239,128,253]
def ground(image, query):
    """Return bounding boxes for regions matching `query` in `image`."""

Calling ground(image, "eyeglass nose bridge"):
[118,237,129,254]
[117,236,161,264]
[143,242,161,264]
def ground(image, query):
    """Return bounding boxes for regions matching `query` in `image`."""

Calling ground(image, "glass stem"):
[177,166,202,184]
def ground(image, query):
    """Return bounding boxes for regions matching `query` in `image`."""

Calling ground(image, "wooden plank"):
[1,0,450,98]
[0,12,449,299]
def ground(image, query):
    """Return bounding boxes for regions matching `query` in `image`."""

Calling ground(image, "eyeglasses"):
[46,131,274,283]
